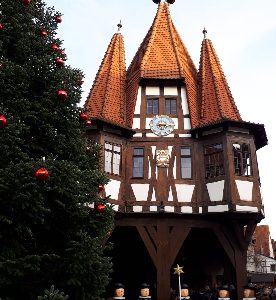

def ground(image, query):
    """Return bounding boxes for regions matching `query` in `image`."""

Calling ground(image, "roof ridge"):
[164,2,183,78]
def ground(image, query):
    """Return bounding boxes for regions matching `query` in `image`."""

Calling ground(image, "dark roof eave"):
[191,120,268,150]
[85,117,136,138]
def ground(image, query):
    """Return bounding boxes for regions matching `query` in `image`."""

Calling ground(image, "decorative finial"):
[203,27,207,39]
[117,20,122,32]
[152,0,161,3]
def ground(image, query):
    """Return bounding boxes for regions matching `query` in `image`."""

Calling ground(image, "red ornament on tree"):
[0,115,7,128]
[79,112,88,122]
[55,15,62,23]
[40,29,48,37]
[0,23,4,30]
[57,90,68,101]
[35,168,49,181]
[55,58,64,67]
[51,43,59,51]
[85,120,92,127]
[22,0,31,6]
[98,184,105,192]
[95,203,106,213]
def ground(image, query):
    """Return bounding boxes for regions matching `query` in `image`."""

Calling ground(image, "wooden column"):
[136,219,191,300]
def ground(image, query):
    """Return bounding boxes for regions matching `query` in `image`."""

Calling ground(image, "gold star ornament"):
[173,264,184,276]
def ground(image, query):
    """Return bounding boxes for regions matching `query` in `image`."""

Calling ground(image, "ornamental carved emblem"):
[156,150,170,168]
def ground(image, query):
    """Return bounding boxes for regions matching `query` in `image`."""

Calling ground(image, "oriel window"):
[104,142,121,175]
[233,143,252,176]
[147,97,159,115]
[165,98,177,115]
[204,143,224,179]
[133,148,144,178]
[180,147,192,179]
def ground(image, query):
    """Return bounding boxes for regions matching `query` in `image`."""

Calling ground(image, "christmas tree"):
[0,0,114,299]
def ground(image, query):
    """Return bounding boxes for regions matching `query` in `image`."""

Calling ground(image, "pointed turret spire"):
[126,2,198,127]
[197,36,242,127]
[85,31,126,127]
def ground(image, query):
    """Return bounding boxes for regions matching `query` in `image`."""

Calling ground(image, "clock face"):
[149,115,175,136]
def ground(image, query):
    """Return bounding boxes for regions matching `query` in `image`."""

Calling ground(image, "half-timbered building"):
[84,1,267,300]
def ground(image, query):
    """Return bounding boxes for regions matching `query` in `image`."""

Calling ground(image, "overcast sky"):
[45,0,276,239]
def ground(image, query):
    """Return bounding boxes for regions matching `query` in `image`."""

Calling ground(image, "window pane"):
[104,150,112,173]
[133,157,143,178]
[204,143,224,179]
[147,98,159,114]
[113,152,121,175]
[171,100,177,114]
[114,145,121,153]
[181,147,191,156]
[134,148,144,156]
[181,157,191,179]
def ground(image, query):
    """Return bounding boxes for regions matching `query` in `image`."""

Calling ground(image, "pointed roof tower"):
[85,30,126,127]
[126,1,198,127]
[197,32,242,127]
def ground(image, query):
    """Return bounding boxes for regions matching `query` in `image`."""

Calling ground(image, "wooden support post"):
[136,219,191,300]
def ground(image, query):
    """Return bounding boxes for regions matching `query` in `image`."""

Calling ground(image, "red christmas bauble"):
[35,168,49,181]
[55,58,64,67]
[0,115,7,128]
[95,203,106,213]
[59,50,66,56]
[57,90,68,101]
[0,23,4,30]
[79,112,88,122]
[51,43,59,51]
[55,15,62,23]
[85,120,92,127]
[98,184,105,192]
[22,0,31,6]
[40,29,48,37]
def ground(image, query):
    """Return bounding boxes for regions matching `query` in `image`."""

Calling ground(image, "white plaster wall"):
[168,187,173,201]
[113,205,119,211]
[132,117,140,129]
[235,180,253,201]
[164,86,178,95]
[133,133,142,137]
[148,157,151,179]
[179,134,192,137]
[181,87,189,115]
[184,118,191,130]
[172,118,178,129]
[181,206,193,213]
[146,117,152,129]
[132,184,149,201]
[173,158,177,178]
[165,206,174,212]
[206,180,225,202]
[199,207,202,213]
[175,184,195,202]
[133,206,143,212]
[151,146,156,158]
[168,146,173,157]
[208,205,229,212]
[236,205,258,212]
[146,133,158,137]
[152,188,156,201]
[105,179,121,200]
[146,86,159,95]
[150,206,158,212]
[134,86,142,114]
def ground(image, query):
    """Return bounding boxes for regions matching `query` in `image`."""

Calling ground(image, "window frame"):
[104,142,121,176]
[146,97,159,115]
[233,142,252,177]
[180,146,192,179]
[132,147,145,178]
[204,143,225,179]
[165,97,177,116]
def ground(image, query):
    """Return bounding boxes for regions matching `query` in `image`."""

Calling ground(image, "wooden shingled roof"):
[85,2,247,131]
